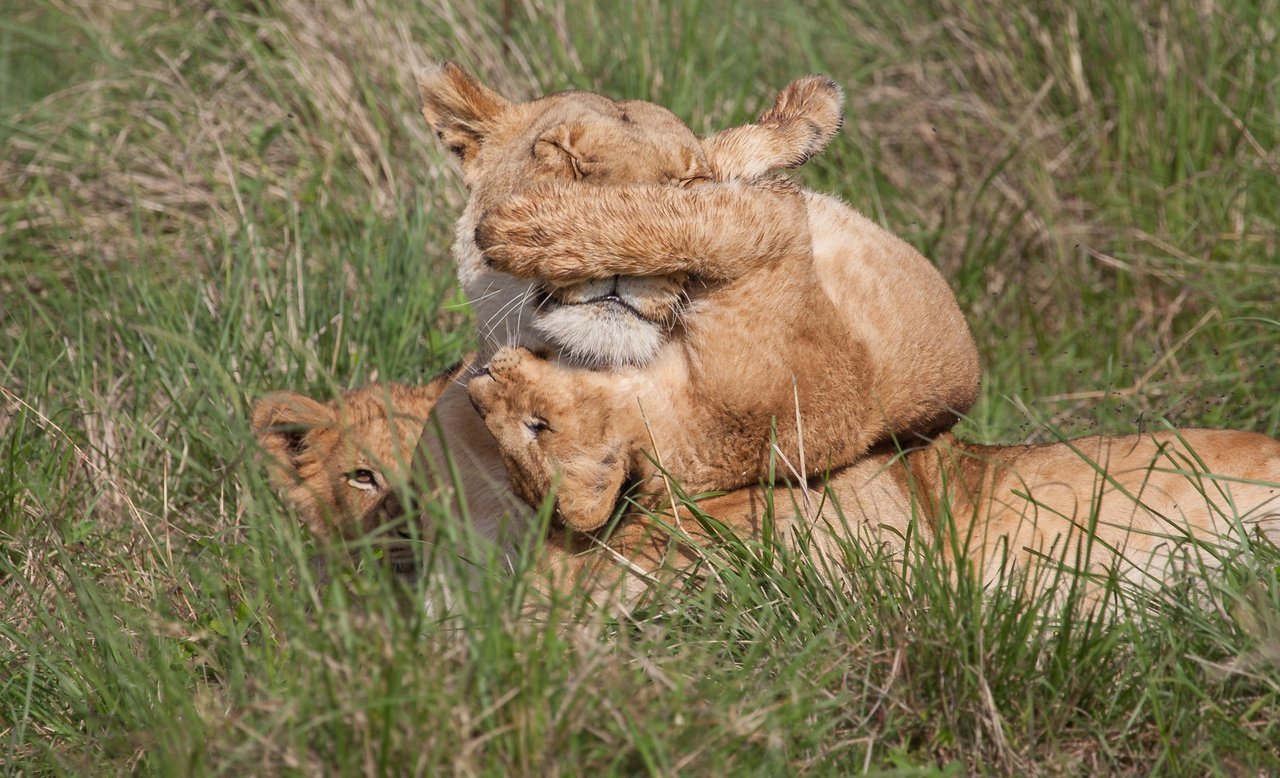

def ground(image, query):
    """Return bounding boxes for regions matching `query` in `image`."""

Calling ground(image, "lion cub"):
[251,364,466,570]
[418,63,980,531]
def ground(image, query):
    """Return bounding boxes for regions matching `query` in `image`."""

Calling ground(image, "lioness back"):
[806,193,978,419]
[905,429,1280,595]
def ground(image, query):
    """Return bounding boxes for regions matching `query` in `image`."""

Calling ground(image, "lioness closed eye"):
[420,63,981,532]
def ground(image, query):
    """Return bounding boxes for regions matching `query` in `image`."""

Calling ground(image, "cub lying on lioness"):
[418,64,980,534]
[256,377,1280,610]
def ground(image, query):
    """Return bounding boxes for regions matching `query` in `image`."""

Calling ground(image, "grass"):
[2,0,1279,773]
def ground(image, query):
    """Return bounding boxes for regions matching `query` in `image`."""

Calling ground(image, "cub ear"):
[702,75,844,180]
[417,355,474,408]
[383,355,476,422]
[251,391,335,492]
[418,61,512,170]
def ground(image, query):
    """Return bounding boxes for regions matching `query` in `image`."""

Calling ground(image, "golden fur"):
[257,380,1280,610]
[250,67,1280,613]
[251,364,465,570]
[417,63,981,535]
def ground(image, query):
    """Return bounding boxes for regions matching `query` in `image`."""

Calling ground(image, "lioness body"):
[561,429,1280,609]
[255,383,1280,610]
[417,64,979,537]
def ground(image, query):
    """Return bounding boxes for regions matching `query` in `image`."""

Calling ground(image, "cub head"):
[419,63,843,368]
[251,363,466,570]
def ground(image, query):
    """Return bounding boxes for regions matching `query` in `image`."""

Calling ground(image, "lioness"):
[255,377,1280,610]
[417,63,980,535]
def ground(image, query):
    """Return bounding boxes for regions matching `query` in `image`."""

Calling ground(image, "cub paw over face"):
[419,62,843,369]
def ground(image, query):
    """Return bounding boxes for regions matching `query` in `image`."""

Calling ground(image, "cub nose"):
[379,491,421,521]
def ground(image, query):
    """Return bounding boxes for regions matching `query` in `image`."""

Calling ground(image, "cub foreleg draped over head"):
[444,69,979,532]
[474,177,812,285]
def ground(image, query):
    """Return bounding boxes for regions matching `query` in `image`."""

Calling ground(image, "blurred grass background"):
[2,0,1278,773]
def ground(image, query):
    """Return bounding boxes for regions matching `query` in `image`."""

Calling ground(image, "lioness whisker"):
[455,280,503,309]
[482,283,535,337]
[511,282,537,340]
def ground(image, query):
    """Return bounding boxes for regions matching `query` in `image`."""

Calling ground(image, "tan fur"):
[915,431,1280,595]
[251,363,466,570]
[418,63,980,536]
[483,381,1280,609]
[258,382,1280,611]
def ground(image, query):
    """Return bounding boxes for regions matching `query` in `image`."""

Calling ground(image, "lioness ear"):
[252,391,335,491]
[418,61,512,170]
[702,75,844,180]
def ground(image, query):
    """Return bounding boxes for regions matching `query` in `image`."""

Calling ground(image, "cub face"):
[467,345,629,526]
[418,63,843,368]
[251,369,462,570]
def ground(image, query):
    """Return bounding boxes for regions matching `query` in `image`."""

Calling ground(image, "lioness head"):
[251,364,465,569]
[419,63,843,368]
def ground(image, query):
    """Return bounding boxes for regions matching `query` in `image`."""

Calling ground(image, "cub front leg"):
[474,179,811,284]
[467,347,633,532]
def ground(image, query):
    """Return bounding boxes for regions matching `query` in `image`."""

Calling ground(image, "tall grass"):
[2,0,1278,772]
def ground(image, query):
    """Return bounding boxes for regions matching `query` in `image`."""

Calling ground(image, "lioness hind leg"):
[468,347,631,532]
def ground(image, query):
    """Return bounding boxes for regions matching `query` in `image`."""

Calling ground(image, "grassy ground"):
[2,0,1279,773]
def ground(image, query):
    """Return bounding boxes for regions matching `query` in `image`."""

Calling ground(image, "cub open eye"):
[525,417,553,435]
[346,468,379,491]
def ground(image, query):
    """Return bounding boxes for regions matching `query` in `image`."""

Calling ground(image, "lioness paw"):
[469,347,538,416]
[489,345,553,384]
